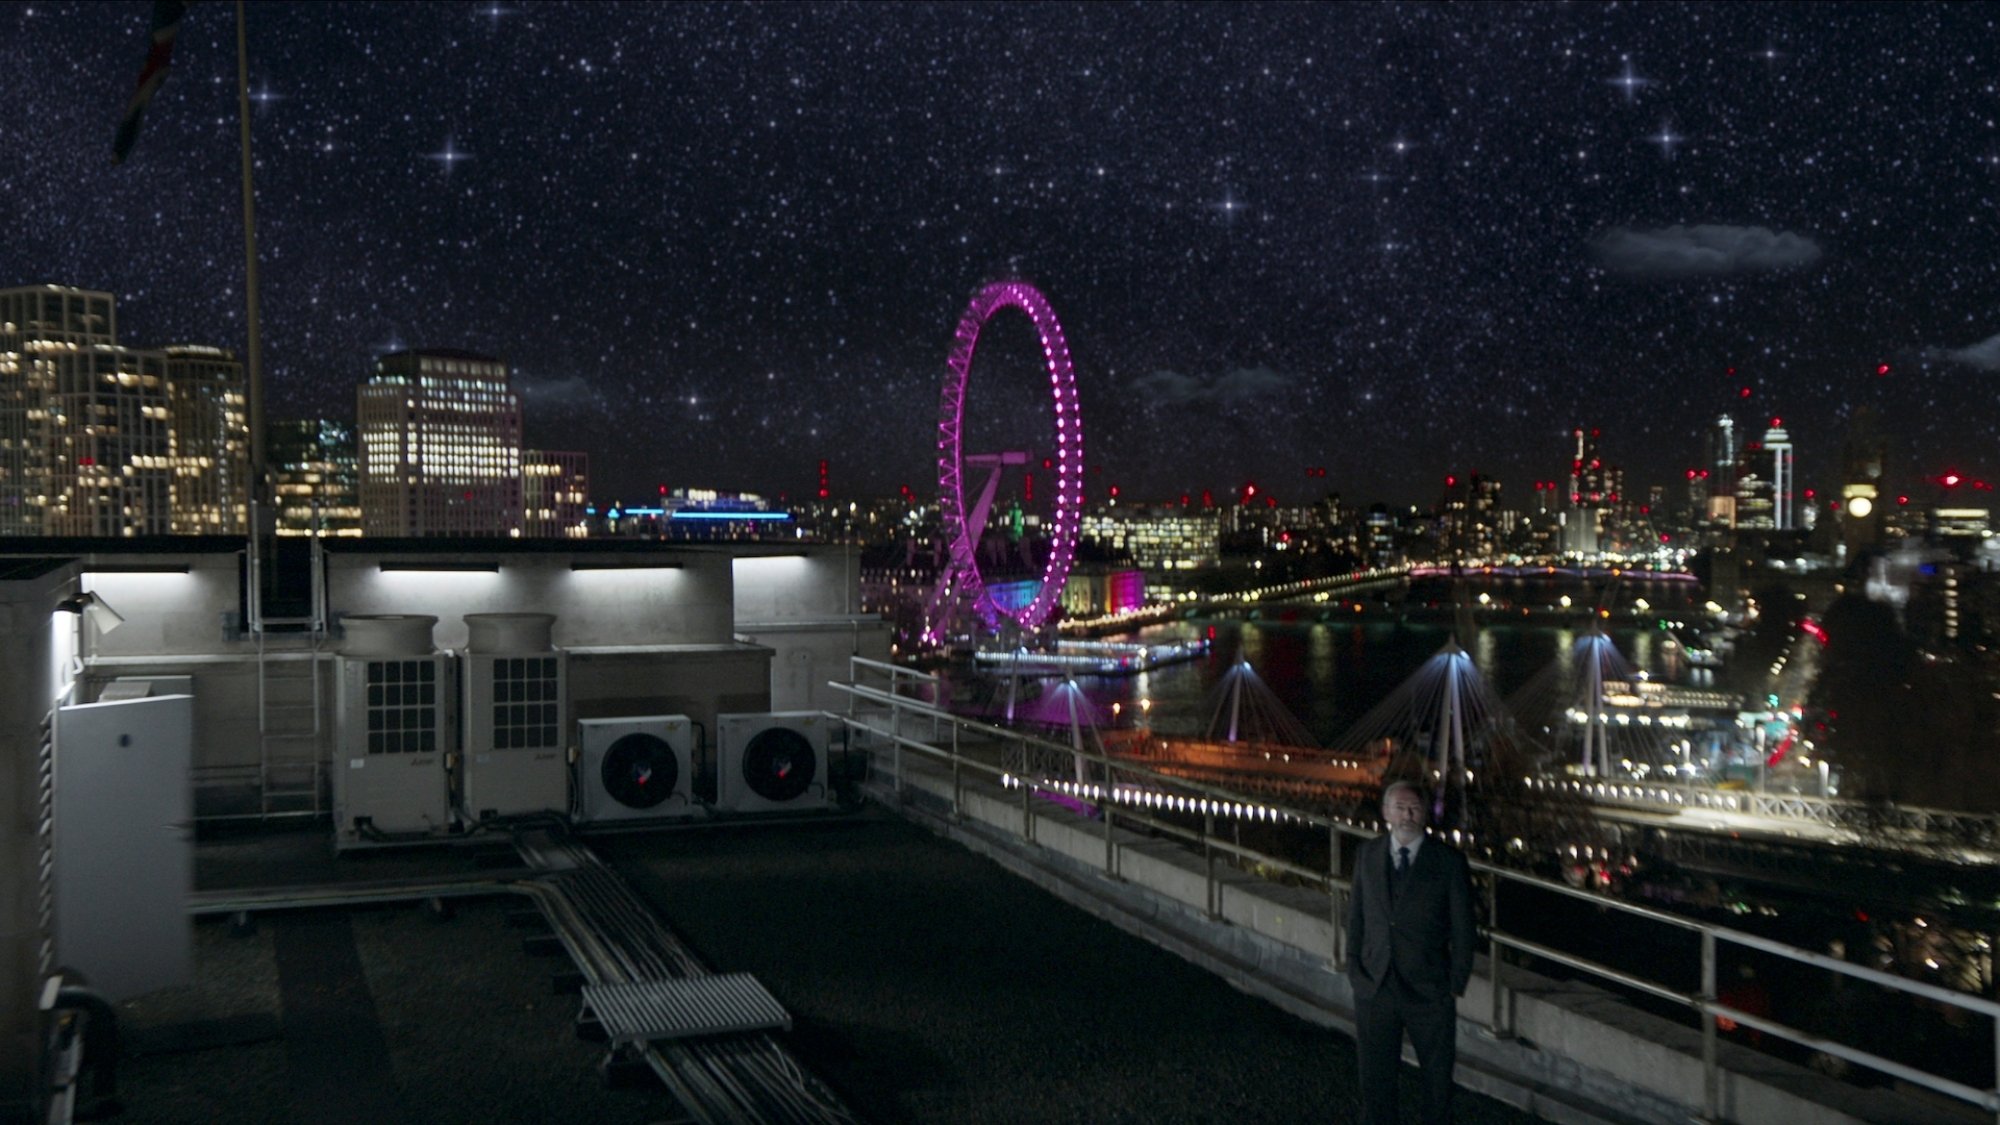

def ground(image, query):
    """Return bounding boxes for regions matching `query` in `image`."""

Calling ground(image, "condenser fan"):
[741,727,817,802]
[601,732,678,809]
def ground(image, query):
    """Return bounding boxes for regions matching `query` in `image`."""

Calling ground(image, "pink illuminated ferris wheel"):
[926,281,1084,641]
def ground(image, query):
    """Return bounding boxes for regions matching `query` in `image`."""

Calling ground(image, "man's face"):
[1382,787,1426,840]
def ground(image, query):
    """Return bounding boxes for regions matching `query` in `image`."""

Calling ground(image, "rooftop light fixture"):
[378,561,500,573]
[55,591,125,634]
[568,560,685,571]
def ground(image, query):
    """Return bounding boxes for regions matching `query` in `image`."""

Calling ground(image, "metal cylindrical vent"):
[337,614,439,656]
[464,612,556,653]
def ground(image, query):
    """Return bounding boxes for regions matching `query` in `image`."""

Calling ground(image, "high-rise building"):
[523,449,589,539]
[1730,419,1795,532]
[1703,415,1738,528]
[2,286,114,533]
[1562,428,1607,556]
[1436,473,1503,560]
[357,350,523,538]
[163,345,248,535]
[0,285,183,537]
[269,419,361,536]
[1763,419,1794,531]
[1732,441,1775,529]
[48,346,171,537]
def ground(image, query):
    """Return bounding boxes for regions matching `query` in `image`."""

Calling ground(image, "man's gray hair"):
[1380,779,1426,805]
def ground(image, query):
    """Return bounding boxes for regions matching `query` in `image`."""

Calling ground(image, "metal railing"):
[835,655,2000,1123]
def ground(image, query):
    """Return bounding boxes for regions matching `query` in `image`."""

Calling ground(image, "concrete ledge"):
[864,755,1981,1125]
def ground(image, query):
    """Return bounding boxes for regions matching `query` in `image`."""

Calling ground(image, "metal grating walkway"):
[583,974,791,1045]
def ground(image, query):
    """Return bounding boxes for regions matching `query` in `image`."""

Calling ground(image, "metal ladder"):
[255,622,324,815]
[250,511,328,817]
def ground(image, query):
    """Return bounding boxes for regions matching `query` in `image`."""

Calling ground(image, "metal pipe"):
[1701,930,1718,1122]
[1487,873,1504,1036]
[1102,768,1116,876]
[1204,811,1218,920]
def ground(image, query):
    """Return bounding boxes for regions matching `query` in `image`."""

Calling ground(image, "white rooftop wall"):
[327,552,733,649]
[731,550,859,624]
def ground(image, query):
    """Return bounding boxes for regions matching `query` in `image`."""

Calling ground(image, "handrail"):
[847,655,939,684]
[837,678,1374,833]
[837,655,2000,1121]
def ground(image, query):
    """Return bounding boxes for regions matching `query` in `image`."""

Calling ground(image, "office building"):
[1562,428,1607,557]
[269,419,361,537]
[523,449,590,539]
[0,285,179,537]
[0,287,250,538]
[163,346,248,535]
[357,350,522,538]
[1078,506,1221,573]
[1764,419,1794,531]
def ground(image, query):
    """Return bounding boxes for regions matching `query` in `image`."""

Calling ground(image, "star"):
[1648,122,1685,159]
[425,139,472,172]
[1607,58,1651,103]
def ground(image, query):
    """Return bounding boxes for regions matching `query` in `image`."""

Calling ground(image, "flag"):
[112,0,192,164]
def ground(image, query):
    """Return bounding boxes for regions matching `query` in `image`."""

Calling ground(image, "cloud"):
[1591,224,1823,279]
[511,373,595,404]
[1131,365,1292,406]
[1929,331,2000,372]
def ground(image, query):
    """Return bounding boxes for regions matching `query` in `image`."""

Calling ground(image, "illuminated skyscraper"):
[522,449,590,539]
[1,286,112,534]
[358,349,523,538]
[1562,428,1606,556]
[1731,420,1795,532]
[1763,419,1794,531]
[163,345,248,535]
[0,285,181,537]
[1702,415,1738,527]
[270,419,361,536]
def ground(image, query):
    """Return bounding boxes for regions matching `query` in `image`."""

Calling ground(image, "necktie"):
[1396,846,1411,877]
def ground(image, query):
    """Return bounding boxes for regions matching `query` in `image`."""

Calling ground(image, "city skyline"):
[7,3,2000,506]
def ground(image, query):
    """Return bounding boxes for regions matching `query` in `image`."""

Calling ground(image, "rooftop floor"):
[110,810,1546,1123]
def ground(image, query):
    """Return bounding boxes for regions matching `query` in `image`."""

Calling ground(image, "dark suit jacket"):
[1345,833,1476,1004]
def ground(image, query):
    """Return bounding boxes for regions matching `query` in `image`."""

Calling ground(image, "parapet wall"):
[868,753,1975,1125]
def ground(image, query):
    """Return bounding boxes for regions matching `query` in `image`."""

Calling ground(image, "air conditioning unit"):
[459,614,567,821]
[332,616,455,850]
[577,715,699,824]
[715,711,835,814]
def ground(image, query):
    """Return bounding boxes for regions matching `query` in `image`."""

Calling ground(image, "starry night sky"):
[7,2,2000,510]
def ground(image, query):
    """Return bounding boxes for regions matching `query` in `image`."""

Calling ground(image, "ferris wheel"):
[925,281,1084,643]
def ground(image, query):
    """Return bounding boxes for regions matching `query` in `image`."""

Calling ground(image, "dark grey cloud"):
[1928,331,2000,372]
[1591,224,1824,279]
[1131,366,1292,406]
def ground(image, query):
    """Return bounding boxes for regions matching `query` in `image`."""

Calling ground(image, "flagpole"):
[234,0,267,527]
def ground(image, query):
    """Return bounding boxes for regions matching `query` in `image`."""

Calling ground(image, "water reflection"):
[946,616,1682,747]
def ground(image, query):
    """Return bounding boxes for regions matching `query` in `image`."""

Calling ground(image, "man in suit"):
[1345,780,1476,1125]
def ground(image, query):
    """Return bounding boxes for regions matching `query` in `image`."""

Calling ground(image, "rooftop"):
[114,810,1543,1124]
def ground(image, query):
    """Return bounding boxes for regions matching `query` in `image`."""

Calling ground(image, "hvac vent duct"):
[460,613,567,821]
[333,615,455,849]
